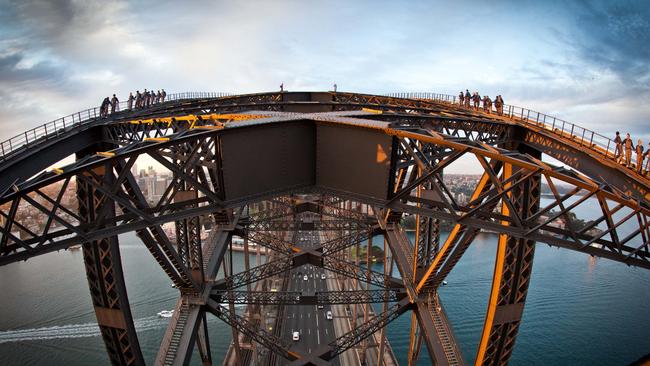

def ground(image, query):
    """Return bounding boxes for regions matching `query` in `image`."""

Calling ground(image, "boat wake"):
[0,304,247,345]
[0,316,166,344]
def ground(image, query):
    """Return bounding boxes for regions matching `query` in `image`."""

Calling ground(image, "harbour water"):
[1,199,649,365]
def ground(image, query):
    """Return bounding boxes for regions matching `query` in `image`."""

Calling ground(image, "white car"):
[317,304,324,309]
[320,273,326,280]
[326,311,333,320]
[303,275,308,281]
[292,331,300,341]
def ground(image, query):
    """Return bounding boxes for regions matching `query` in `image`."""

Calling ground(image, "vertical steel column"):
[174,189,203,284]
[243,234,259,364]
[360,232,372,364]
[475,156,541,366]
[77,162,144,366]
[417,182,441,266]
[376,237,394,366]
[196,312,212,366]
[409,158,423,366]
[223,242,241,362]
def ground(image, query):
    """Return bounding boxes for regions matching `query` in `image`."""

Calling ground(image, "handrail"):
[0,92,232,163]
[384,92,646,176]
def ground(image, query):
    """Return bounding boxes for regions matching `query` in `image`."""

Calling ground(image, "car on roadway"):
[292,331,300,341]
[317,304,324,309]
[303,275,308,281]
[326,311,333,320]
[320,273,326,280]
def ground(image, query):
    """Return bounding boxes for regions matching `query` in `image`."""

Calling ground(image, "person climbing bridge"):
[614,131,623,163]
[127,92,134,110]
[111,94,119,114]
[472,92,481,110]
[624,133,634,167]
[645,142,650,175]
[636,139,644,173]
[100,97,110,118]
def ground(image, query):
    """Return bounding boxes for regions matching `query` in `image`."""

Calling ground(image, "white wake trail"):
[0,316,167,344]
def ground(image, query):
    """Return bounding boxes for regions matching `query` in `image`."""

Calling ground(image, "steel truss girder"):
[211,289,402,305]
[205,299,302,362]
[115,160,198,289]
[214,250,401,291]
[236,228,297,254]
[320,228,379,255]
[372,113,512,146]
[3,115,648,269]
[77,160,144,366]
[322,255,398,289]
[156,222,238,365]
[413,293,465,366]
[217,256,294,290]
[247,219,369,232]
[324,298,411,360]
[475,161,540,366]
[155,297,203,366]
[380,218,466,366]
[416,167,500,292]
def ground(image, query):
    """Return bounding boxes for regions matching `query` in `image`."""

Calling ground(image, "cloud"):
[0,0,647,149]
[565,0,650,86]
[0,51,66,85]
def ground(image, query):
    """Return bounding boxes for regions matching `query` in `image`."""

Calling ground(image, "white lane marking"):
[317,328,321,344]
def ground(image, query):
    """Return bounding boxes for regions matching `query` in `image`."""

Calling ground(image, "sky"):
[0,0,648,153]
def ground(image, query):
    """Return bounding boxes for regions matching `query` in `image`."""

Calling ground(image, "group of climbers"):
[99,89,166,118]
[457,90,648,176]
[458,90,504,115]
[614,132,650,175]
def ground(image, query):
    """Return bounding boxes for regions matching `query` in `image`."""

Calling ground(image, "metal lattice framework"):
[0,91,648,366]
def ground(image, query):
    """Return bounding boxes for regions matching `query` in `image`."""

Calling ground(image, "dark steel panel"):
[221,121,315,201]
[316,123,392,199]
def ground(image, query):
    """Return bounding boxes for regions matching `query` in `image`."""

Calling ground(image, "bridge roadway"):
[279,229,337,364]
[272,228,398,366]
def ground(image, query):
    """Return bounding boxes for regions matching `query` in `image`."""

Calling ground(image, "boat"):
[157,310,174,318]
[442,281,448,286]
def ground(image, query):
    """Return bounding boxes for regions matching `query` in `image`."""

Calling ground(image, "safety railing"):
[384,91,646,174]
[0,92,231,163]
[166,92,233,100]
[385,92,456,104]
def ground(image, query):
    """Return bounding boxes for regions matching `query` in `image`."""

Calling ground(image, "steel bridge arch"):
[0,91,648,366]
